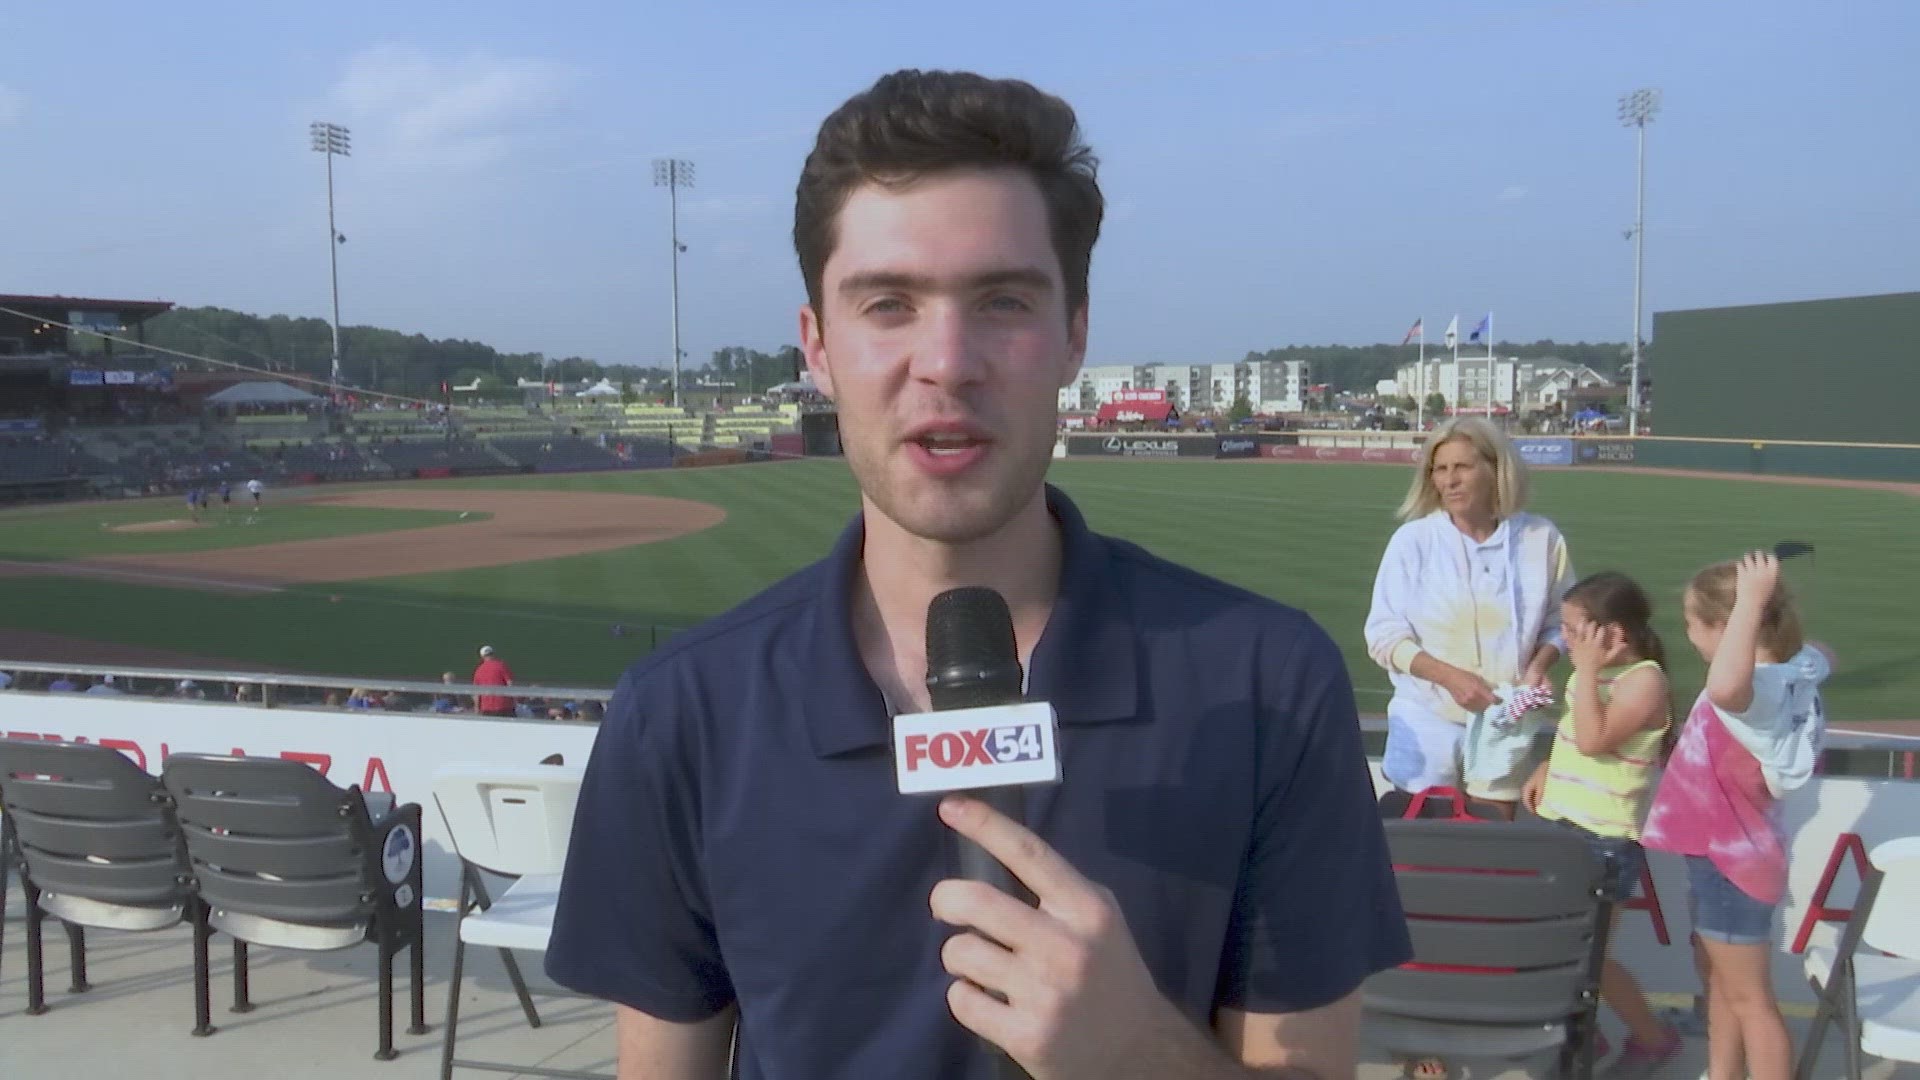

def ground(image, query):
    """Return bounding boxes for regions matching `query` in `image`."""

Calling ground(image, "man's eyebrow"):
[836,267,1055,297]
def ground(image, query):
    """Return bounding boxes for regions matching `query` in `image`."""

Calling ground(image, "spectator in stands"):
[430,671,463,713]
[472,645,516,716]
[85,675,123,695]
[47,674,79,692]
[1364,415,1576,819]
[174,678,205,700]
[0,669,11,691]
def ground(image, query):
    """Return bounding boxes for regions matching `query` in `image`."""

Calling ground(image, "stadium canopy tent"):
[203,380,323,414]
[0,293,175,357]
[575,378,621,398]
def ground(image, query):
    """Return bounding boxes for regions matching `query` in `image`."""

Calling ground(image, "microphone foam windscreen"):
[927,586,1018,669]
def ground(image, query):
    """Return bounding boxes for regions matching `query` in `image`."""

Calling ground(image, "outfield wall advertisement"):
[1514,437,1574,467]
[1259,444,1422,464]
[1065,434,1217,458]
[1575,439,1637,465]
[1214,436,1261,459]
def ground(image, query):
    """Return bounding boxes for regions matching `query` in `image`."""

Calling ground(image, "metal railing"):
[3,656,1916,780]
[0,658,612,716]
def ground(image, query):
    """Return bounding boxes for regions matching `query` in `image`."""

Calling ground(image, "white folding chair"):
[431,763,598,1079]
[1796,836,1920,1080]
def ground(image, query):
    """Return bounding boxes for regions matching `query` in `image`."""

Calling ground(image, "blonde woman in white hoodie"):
[1364,417,1577,821]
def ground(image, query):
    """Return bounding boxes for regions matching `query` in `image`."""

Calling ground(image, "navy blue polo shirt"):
[546,485,1411,1079]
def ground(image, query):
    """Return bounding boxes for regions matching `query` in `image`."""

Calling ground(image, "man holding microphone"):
[546,69,1410,1079]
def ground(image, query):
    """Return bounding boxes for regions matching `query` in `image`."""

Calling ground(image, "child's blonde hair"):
[1686,560,1805,659]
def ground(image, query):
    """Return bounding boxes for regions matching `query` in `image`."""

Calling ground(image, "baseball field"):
[0,458,1913,723]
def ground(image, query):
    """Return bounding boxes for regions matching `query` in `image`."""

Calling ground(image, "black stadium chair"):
[160,753,431,1059]
[1363,817,1615,1080]
[0,738,199,1018]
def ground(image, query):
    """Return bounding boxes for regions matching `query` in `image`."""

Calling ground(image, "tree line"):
[134,306,1632,400]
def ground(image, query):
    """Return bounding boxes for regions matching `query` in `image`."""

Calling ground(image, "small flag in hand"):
[1490,683,1557,731]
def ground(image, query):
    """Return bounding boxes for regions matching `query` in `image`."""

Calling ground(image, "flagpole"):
[1486,311,1495,418]
[1451,315,1459,419]
[1417,324,1426,431]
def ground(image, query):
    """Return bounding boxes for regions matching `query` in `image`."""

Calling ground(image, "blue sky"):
[2,0,1913,369]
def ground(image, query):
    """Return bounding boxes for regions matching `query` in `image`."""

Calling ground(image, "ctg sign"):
[1513,438,1574,467]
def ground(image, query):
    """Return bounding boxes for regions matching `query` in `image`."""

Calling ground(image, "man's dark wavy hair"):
[793,69,1104,320]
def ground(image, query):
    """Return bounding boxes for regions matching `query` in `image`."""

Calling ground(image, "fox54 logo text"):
[892,701,1062,795]
[903,724,1045,772]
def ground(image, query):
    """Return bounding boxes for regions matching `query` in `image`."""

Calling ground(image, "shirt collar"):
[801,484,1138,758]
[1430,508,1511,550]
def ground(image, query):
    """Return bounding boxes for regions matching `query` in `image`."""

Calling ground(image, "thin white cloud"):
[326,43,578,168]
[1499,184,1532,201]
[0,85,26,127]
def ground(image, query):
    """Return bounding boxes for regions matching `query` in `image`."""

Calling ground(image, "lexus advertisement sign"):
[1066,434,1215,458]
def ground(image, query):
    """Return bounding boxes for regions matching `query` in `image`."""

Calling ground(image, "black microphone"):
[925,586,1040,1080]
[927,586,1038,906]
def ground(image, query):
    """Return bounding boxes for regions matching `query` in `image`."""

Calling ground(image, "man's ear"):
[1061,301,1089,389]
[798,302,835,401]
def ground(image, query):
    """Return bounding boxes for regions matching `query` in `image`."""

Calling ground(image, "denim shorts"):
[1549,819,1646,902]
[1685,855,1776,946]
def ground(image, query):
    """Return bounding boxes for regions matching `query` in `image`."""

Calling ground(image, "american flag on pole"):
[1401,318,1423,345]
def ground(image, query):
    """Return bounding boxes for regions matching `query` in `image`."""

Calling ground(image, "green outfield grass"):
[1,459,1914,721]
[0,499,479,560]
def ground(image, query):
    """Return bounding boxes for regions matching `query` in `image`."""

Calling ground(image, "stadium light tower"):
[653,158,694,409]
[310,121,351,387]
[1619,88,1659,437]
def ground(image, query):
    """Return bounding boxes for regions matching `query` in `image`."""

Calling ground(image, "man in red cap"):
[472,645,516,716]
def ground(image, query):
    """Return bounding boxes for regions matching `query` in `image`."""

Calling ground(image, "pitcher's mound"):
[109,519,206,534]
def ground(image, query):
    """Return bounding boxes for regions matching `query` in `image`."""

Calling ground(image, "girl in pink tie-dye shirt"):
[1642,552,1831,1080]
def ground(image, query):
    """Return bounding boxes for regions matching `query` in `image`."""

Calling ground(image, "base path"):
[10,489,727,592]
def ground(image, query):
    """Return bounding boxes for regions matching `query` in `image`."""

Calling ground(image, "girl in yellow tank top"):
[1522,571,1682,1073]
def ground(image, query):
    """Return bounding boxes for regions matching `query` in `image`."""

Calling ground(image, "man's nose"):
[908,305,986,389]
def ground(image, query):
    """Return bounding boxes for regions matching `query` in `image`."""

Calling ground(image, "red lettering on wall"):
[361,756,392,794]
[98,738,147,770]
